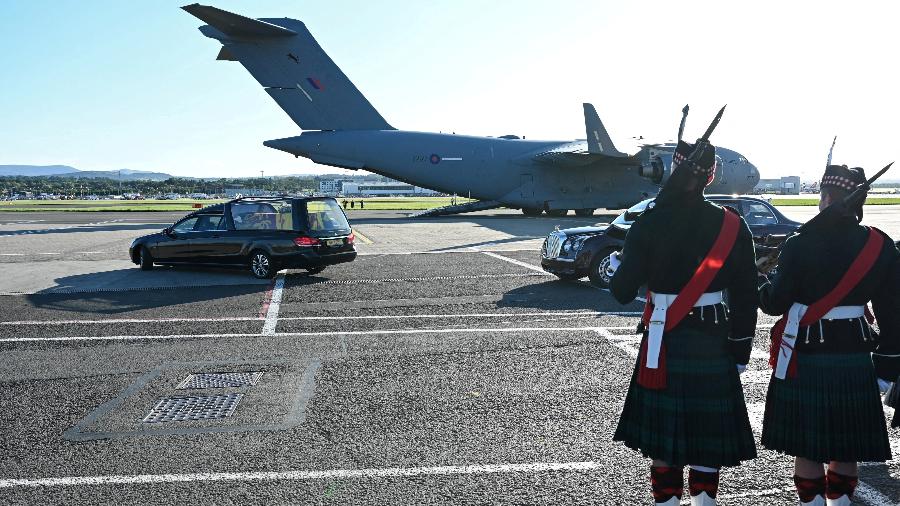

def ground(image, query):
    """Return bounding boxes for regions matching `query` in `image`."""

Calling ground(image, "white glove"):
[736,364,747,375]
[878,378,892,394]
[606,251,622,278]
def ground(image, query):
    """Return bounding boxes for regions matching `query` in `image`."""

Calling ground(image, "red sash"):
[768,227,883,377]
[637,208,741,389]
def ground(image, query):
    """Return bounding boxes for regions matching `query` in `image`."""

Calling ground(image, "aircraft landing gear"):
[574,208,595,217]
[521,208,543,216]
[546,209,568,217]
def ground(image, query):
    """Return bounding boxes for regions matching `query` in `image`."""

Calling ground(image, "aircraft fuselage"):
[265,130,759,210]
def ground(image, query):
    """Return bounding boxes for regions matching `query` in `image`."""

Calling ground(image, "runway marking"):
[0,251,105,256]
[0,460,607,488]
[0,219,127,237]
[352,229,373,244]
[261,273,285,336]
[0,326,612,343]
[0,462,882,502]
[0,316,262,325]
[0,311,641,326]
[479,251,552,276]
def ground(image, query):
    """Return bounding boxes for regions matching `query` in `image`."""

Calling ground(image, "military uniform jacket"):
[610,193,759,364]
[758,212,900,381]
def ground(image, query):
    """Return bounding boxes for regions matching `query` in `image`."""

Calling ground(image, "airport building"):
[318,179,349,195]
[341,182,438,196]
[754,176,801,195]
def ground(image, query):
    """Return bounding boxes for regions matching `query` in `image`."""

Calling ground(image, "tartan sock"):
[826,470,858,500]
[651,465,684,503]
[794,475,826,503]
[688,467,719,498]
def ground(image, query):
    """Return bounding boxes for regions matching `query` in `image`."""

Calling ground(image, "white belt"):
[774,303,866,379]
[645,291,725,369]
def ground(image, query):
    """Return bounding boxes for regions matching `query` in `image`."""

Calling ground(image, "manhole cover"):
[176,372,263,390]
[142,393,243,423]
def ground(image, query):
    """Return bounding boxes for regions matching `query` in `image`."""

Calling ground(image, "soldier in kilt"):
[758,164,900,506]
[608,139,759,506]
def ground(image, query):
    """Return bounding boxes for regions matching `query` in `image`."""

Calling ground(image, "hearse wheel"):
[250,250,276,279]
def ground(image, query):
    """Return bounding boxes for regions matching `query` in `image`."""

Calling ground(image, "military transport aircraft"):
[183,4,761,217]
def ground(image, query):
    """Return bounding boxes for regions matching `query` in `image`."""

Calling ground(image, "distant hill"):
[0,165,80,176]
[0,165,173,181]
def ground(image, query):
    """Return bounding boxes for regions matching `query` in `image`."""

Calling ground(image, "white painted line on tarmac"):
[0,311,641,326]
[479,251,553,276]
[0,326,609,343]
[855,480,895,506]
[261,273,285,336]
[0,460,606,488]
[0,317,262,326]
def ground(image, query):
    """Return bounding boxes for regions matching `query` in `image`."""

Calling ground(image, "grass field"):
[0,197,475,212]
[770,198,900,206]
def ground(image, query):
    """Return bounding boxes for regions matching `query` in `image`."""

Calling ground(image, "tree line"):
[0,175,335,197]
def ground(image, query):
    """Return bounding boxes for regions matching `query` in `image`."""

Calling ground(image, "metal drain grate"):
[176,372,263,390]
[142,393,243,423]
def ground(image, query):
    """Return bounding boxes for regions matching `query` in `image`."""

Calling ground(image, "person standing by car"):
[607,139,759,506]
[757,164,900,506]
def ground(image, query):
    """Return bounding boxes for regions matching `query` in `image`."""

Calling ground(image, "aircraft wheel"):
[574,208,595,217]
[546,209,568,217]
[521,208,543,216]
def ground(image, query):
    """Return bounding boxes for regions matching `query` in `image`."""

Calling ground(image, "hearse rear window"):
[231,201,293,231]
[306,200,350,233]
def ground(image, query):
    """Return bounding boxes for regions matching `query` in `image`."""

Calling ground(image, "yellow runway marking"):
[353,229,373,244]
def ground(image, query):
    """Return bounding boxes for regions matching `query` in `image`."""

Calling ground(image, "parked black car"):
[130,196,357,278]
[541,195,801,287]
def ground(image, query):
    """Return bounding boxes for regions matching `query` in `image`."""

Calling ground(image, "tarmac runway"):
[0,207,898,505]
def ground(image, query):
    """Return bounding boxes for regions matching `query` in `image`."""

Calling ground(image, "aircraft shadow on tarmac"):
[3,223,171,237]
[27,265,272,314]
[348,211,619,235]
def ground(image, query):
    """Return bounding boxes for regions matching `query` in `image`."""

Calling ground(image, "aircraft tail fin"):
[583,103,625,156]
[183,4,394,131]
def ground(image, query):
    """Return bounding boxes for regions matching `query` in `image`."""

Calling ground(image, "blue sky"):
[1,1,898,179]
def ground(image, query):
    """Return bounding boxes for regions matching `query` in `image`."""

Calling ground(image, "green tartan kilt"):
[761,352,891,462]
[613,328,757,467]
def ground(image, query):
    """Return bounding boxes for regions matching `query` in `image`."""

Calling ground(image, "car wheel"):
[249,250,276,279]
[546,209,568,217]
[306,266,326,275]
[588,248,617,288]
[553,272,582,281]
[521,207,543,216]
[574,208,595,217]
[139,247,154,271]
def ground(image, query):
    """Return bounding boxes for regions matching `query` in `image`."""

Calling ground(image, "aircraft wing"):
[527,142,638,168]
[525,103,637,167]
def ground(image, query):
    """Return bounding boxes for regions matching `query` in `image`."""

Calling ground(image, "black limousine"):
[130,197,356,278]
[541,195,801,287]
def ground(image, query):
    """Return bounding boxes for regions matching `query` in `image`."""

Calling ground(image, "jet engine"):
[639,152,673,185]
